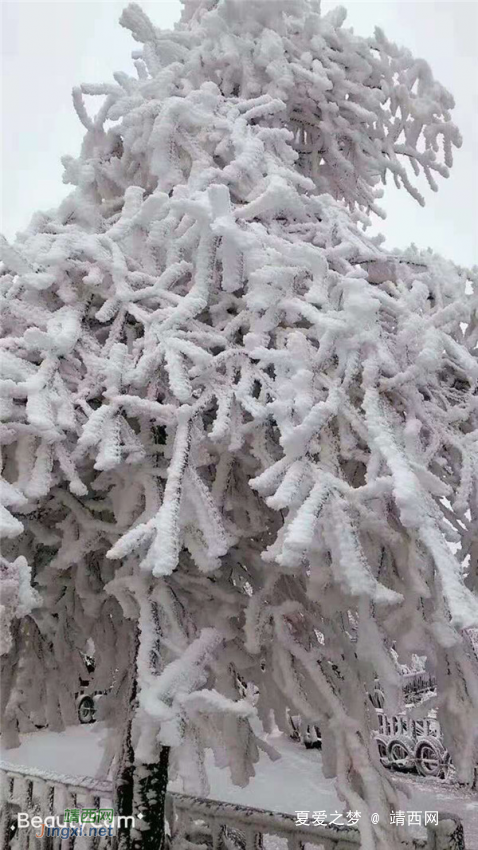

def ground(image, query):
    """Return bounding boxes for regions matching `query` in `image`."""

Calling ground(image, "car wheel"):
[375,736,390,767]
[78,695,96,724]
[387,737,414,770]
[415,739,448,778]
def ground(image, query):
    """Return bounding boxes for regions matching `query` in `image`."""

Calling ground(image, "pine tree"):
[1,1,477,848]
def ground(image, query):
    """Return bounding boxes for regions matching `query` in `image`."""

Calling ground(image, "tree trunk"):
[113,631,170,850]
[131,747,170,850]
[113,683,136,850]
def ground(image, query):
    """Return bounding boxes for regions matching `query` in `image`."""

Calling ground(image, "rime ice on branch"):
[0,1,477,848]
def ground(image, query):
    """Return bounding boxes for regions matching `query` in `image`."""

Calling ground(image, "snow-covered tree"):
[1,1,477,848]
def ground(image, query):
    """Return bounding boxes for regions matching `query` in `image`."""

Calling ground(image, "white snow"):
[2,726,477,847]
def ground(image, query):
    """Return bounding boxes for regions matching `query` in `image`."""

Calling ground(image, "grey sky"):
[2,0,477,265]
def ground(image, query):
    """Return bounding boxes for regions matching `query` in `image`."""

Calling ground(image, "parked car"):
[75,652,107,724]
[285,671,458,781]
[374,709,449,778]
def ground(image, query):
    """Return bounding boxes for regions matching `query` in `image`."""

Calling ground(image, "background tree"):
[1,1,477,848]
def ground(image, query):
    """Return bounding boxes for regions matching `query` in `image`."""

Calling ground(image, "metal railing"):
[0,760,466,849]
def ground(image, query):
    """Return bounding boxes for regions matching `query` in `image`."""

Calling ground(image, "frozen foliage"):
[1,1,477,847]
[0,556,40,656]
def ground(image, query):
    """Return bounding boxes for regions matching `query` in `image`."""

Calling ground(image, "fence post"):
[0,804,14,850]
[426,812,465,850]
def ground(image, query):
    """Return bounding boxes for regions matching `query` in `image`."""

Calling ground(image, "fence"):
[401,673,436,703]
[0,760,466,850]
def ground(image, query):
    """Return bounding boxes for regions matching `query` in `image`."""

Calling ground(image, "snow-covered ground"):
[1,725,477,848]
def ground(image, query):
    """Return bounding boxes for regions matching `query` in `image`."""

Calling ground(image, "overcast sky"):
[2,0,477,265]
